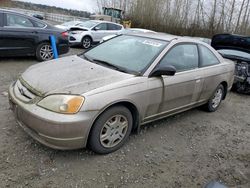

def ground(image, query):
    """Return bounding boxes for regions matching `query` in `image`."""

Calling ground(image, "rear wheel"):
[36,42,54,62]
[82,36,92,49]
[204,84,225,112]
[88,106,133,154]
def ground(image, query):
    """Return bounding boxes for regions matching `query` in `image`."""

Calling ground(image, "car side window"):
[96,23,107,30]
[5,13,34,28]
[0,13,3,27]
[34,21,46,28]
[159,44,199,72]
[199,45,220,67]
[107,23,122,30]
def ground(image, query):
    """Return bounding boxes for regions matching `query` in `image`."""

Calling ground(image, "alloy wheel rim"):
[40,45,53,60]
[100,115,128,148]
[83,38,91,48]
[212,88,223,108]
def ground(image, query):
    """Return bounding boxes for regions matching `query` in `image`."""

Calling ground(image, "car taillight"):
[61,31,68,38]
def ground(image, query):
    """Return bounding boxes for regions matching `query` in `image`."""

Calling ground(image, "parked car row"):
[1,9,249,94]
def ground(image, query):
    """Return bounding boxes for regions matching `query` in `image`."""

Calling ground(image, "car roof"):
[0,8,25,15]
[126,32,211,45]
[125,32,178,41]
[88,20,123,26]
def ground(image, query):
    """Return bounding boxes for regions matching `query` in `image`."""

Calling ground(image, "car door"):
[198,44,223,100]
[91,23,108,42]
[0,12,37,56]
[144,44,204,121]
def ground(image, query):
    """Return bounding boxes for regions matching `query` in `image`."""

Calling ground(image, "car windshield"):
[77,21,99,28]
[218,49,250,60]
[82,35,168,74]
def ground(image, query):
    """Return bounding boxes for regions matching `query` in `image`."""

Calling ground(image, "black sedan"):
[0,9,69,61]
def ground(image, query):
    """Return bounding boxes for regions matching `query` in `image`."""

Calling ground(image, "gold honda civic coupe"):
[9,33,235,154]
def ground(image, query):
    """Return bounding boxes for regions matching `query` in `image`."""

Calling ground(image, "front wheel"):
[88,106,133,154]
[82,36,92,49]
[36,42,54,62]
[204,84,225,112]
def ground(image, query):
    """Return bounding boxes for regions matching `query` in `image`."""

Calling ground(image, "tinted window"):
[0,13,3,27]
[160,44,199,72]
[34,21,46,28]
[107,23,122,30]
[199,45,220,67]
[6,14,33,28]
[96,23,107,30]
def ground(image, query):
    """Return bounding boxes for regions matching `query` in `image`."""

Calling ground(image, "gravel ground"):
[0,48,249,188]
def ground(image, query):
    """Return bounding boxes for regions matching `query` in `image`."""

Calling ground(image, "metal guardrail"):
[2,7,89,23]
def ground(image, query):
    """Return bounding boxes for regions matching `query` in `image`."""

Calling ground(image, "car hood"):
[20,55,134,96]
[212,34,250,62]
[212,34,250,53]
[69,26,89,31]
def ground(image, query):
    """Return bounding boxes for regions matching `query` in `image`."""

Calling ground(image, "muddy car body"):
[9,33,235,154]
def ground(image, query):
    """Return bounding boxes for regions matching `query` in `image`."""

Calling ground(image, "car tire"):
[36,42,54,62]
[204,84,225,112]
[88,106,133,154]
[82,36,92,49]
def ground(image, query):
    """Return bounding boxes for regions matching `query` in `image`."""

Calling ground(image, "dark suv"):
[212,34,250,93]
[0,9,69,61]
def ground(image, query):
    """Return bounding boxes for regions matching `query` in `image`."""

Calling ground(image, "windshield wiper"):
[92,59,135,74]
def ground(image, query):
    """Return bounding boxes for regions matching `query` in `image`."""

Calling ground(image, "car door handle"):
[32,31,38,34]
[196,79,201,83]
[195,77,201,83]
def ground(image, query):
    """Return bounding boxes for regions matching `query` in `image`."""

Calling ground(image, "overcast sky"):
[17,0,98,12]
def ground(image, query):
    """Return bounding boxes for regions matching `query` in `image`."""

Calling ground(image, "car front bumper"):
[8,83,98,150]
[69,33,82,44]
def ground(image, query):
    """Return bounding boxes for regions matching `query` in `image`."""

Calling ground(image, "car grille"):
[14,80,36,102]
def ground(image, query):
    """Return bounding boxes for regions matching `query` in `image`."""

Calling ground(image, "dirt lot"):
[0,48,249,188]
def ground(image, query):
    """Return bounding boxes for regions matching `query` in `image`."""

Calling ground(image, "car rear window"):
[107,23,122,30]
[34,21,46,28]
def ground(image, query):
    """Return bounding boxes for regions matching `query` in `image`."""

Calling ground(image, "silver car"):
[9,33,235,154]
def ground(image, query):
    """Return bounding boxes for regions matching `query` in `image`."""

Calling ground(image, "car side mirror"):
[94,26,101,31]
[149,65,176,77]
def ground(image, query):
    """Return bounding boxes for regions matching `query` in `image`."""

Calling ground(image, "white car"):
[55,21,85,30]
[68,20,124,49]
[101,28,157,42]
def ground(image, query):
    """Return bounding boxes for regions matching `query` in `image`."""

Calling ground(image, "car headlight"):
[37,95,84,114]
